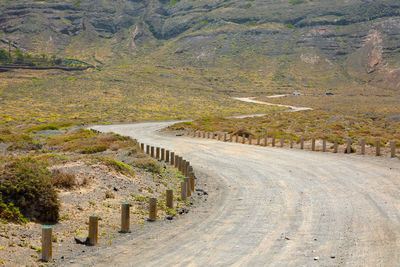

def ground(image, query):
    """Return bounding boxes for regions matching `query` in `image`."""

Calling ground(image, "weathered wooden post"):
[161,148,165,161]
[235,134,239,143]
[272,136,276,147]
[170,152,175,165]
[391,141,396,158]
[280,136,284,148]
[189,171,195,192]
[207,132,211,139]
[149,197,157,221]
[180,159,185,173]
[264,136,267,147]
[150,146,155,158]
[224,133,227,142]
[257,136,260,145]
[300,137,304,150]
[146,145,150,155]
[322,139,326,152]
[376,139,381,156]
[174,155,179,168]
[120,203,130,233]
[184,177,191,196]
[140,143,144,151]
[334,140,338,153]
[242,135,245,144]
[193,131,196,137]
[181,181,187,201]
[230,134,233,142]
[41,227,52,262]
[88,215,98,246]
[166,189,174,209]
[311,138,316,151]
[346,139,351,154]
[248,136,252,145]
[185,161,190,176]
[156,147,160,159]
[290,137,294,149]
[360,139,365,155]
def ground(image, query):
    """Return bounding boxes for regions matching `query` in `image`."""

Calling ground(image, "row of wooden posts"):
[40,142,196,262]
[190,131,398,158]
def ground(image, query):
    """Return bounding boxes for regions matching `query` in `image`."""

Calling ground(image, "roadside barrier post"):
[41,227,52,262]
[161,148,165,161]
[149,198,157,221]
[264,136,267,147]
[224,133,227,142]
[181,182,187,201]
[346,139,351,154]
[376,139,381,156]
[184,177,191,196]
[151,146,155,158]
[193,131,196,137]
[88,215,98,246]
[322,139,326,152]
[272,136,276,147]
[146,145,150,155]
[185,161,190,176]
[242,135,245,144]
[208,132,210,139]
[300,138,304,150]
[165,150,170,162]
[391,141,396,158]
[189,172,195,192]
[174,155,179,168]
[257,136,260,145]
[290,137,294,149]
[280,136,284,148]
[235,135,239,143]
[249,137,252,145]
[230,134,233,142]
[166,189,174,209]
[121,203,130,233]
[311,138,316,151]
[180,158,185,172]
[170,152,175,165]
[140,143,144,151]
[361,139,365,155]
[334,140,338,153]
[156,147,160,159]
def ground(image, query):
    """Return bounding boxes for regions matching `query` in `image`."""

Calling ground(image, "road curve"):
[82,121,399,266]
[233,97,313,112]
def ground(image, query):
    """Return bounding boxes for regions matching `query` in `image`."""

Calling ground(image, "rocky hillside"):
[1,0,400,90]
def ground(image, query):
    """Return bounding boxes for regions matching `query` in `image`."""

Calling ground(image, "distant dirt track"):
[79,121,399,266]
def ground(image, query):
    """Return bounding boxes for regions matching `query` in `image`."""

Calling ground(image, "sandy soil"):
[65,121,400,266]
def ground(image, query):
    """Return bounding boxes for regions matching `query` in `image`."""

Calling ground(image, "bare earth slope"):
[81,121,400,266]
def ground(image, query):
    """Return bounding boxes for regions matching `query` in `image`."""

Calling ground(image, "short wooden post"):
[180,158,185,172]
[248,137,252,145]
[170,152,175,165]
[189,172,195,192]
[346,139,351,154]
[235,135,239,143]
[290,137,294,148]
[257,136,260,145]
[161,148,165,161]
[376,139,381,156]
[272,136,276,147]
[264,136,267,147]
[360,139,365,155]
[242,135,245,144]
[181,181,187,201]
[322,139,326,152]
[280,136,284,148]
[88,215,98,246]
[174,155,179,168]
[224,133,227,142]
[150,146,154,158]
[391,141,396,158]
[41,227,52,262]
[202,132,205,138]
[311,138,316,151]
[230,134,233,142]
[146,145,150,155]
[207,132,210,139]
[185,161,190,176]
[156,147,160,159]
[149,197,157,221]
[140,143,144,152]
[193,131,196,137]
[300,138,304,150]
[334,140,338,153]
[166,189,174,209]
[184,177,191,196]
[120,203,130,233]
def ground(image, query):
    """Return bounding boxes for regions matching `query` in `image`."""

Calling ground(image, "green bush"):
[0,196,27,224]
[0,157,60,223]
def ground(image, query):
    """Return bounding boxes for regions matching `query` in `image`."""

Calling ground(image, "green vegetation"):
[97,157,135,177]
[289,0,307,5]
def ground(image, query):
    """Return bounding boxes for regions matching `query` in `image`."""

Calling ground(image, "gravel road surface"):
[79,121,400,266]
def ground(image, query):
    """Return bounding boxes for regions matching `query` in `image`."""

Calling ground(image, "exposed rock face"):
[0,0,399,89]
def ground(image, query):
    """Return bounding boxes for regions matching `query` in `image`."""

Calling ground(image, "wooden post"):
[41,227,52,262]
[334,140,338,153]
[322,139,326,152]
[207,132,210,139]
[300,138,304,150]
[242,135,245,144]
[150,146,154,158]
[88,215,98,246]
[170,152,175,165]
[264,136,267,147]
[185,161,190,176]
[280,136,284,148]
[224,133,227,142]
[149,197,157,221]
[311,138,316,151]
[166,189,174,209]
[230,134,233,142]
[140,143,144,152]
[181,181,187,201]
[235,134,239,143]
[180,158,185,172]
[272,136,276,147]
[202,132,205,138]
[249,137,252,145]
[161,148,165,161]
[184,177,191,197]
[257,136,260,145]
[146,145,150,155]
[189,172,195,192]
[376,139,381,156]
[174,155,179,168]
[361,139,365,155]
[156,147,160,159]
[346,139,351,154]
[193,131,196,137]
[120,203,130,233]
[391,141,396,158]
[290,137,294,149]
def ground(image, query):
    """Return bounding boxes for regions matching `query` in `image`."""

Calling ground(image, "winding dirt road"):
[233,97,313,112]
[78,121,400,266]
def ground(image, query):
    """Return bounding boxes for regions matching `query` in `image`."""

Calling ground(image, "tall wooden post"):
[170,152,175,165]
[166,189,174,209]
[361,139,365,155]
[184,177,191,197]
[174,155,179,168]
[41,227,52,262]
[181,181,187,201]
[146,145,150,155]
[161,148,165,161]
[150,146,154,158]
[88,215,98,246]
[189,172,195,192]
[156,147,160,159]
[121,203,130,233]
[149,198,157,221]
[391,141,396,158]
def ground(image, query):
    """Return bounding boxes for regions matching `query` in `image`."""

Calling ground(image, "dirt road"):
[233,97,313,112]
[79,121,399,266]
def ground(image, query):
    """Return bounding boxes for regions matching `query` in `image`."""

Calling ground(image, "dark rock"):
[166,215,174,220]
[74,235,88,245]
[178,207,189,215]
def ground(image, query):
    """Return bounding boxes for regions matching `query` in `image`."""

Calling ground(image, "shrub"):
[98,157,135,177]
[51,169,77,189]
[133,158,162,174]
[0,157,60,223]
[0,196,27,224]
